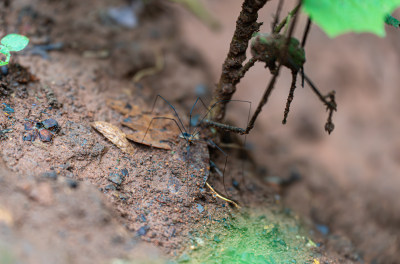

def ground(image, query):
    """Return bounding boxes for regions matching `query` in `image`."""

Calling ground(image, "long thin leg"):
[301,17,312,47]
[193,99,252,137]
[207,139,229,198]
[282,71,298,124]
[272,0,285,31]
[300,17,312,87]
[191,98,251,205]
[189,97,209,136]
[148,95,188,135]
[197,99,252,203]
[142,116,187,145]
[303,73,336,111]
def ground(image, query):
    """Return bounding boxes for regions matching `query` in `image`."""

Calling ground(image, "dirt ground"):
[0,0,398,263]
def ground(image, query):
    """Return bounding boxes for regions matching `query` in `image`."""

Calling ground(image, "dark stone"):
[104,184,116,191]
[38,129,53,142]
[120,168,129,177]
[137,226,149,236]
[0,65,9,75]
[66,179,78,189]
[42,118,60,133]
[108,173,123,186]
[22,131,36,141]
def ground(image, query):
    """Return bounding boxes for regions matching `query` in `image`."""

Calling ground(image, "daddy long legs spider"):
[142,95,252,208]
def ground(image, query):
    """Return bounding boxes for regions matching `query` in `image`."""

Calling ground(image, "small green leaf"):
[385,14,400,28]
[303,0,400,37]
[1,34,29,52]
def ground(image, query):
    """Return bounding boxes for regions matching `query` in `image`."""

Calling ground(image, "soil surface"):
[1,0,397,264]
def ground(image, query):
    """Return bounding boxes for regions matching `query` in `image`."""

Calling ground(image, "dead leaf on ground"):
[123,119,179,150]
[91,121,135,155]
[122,112,182,150]
[125,132,173,150]
[107,99,142,116]
[107,99,184,150]
[124,113,181,132]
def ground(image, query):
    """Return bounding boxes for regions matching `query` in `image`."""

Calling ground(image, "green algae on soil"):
[179,208,318,264]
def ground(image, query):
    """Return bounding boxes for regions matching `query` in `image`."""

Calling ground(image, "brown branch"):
[235,57,257,82]
[282,71,298,124]
[210,0,269,122]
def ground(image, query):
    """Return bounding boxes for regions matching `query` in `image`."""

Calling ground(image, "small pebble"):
[196,204,204,213]
[108,173,123,186]
[137,226,149,236]
[120,168,129,177]
[38,129,53,142]
[104,184,116,191]
[66,179,78,189]
[0,65,9,75]
[42,118,60,133]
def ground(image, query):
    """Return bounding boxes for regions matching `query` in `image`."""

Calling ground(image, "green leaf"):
[303,0,400,37]
[385,14,400,27]
[1,34,29,52]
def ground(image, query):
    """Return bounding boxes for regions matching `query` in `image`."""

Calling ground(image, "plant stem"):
[210,0,269,122]
[235,57,257,82]
[273,3,301,34]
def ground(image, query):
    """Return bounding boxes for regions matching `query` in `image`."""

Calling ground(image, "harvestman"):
[142,95,251,207]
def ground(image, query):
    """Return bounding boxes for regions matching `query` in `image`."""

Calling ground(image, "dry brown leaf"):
[123,114,181,133]
[91,121,135,155]
[122,113,181,150]
[106,99,142,116]
[126,132,173,150]
[107,99,184,150]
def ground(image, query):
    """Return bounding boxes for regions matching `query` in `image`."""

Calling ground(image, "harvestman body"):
[142,95,250,206]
